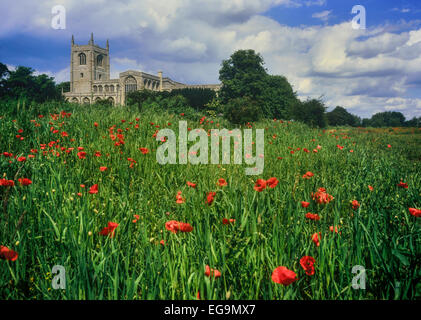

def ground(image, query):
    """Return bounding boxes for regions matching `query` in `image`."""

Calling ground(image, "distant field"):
[0,103,420,299]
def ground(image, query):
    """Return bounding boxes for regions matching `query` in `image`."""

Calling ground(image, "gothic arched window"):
[79,53,86,65]
[97,55,103,66]
[125,76,137,93]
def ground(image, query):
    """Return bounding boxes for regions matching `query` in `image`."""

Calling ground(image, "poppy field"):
[0,103,420,300]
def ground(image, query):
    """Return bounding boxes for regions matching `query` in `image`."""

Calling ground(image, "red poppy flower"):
[187,181,197,188]
[305,212,320,221]
[336,145,344,150]
[0,246,18,261]
[302,171,314,179]
[254,179,267,192]
[205,265,221,278]
[312,232,321,247]
[397,182,408,189]
[0,179,14,187]
[368,185,374,191]
[351,200,360,210]
[206,192,216,205]
[217,178,227,187]
[387,144,391,148]
[301,201,310,208]
[139,148,149,155]
[329,225,341,233]
[311,188,334,204]
[222,218,235,225]
[18,178,32,186]
[176,191,185,204]
[266,177,279,188]
[99,167,107,172]
[99,222,119,237]
[89,184,98,194]
[94,122,98,127]
[271,266,297,285]
[77,151,87,159]
[17,156,26,162]
[165,220,193,234]
[409,208,421,217]
[300,256,315,276]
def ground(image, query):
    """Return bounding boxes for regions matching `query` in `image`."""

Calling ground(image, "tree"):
[327,106,359,126]
[261,75,298,120]
[219,49,267,105]
[219,50,299,120]
[1,65,61,102]
[288,98,327,128]
[0,62,9,97]
[56,81,70,94]
[370,111,406,127]
[405,117,421,128]
[0,62,8,79]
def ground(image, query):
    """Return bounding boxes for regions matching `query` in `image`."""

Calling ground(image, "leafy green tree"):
[327,106,360,126]
[405,117,421,128]
[56,81,70,94]
[289,98,327,128]
[1,65,61,102]
[219,49,267,105]
[219,50,299,120]
[261,75,298,119]
[0,62,8,79]
[370,111,406,127]
[0,62,9,97]
[33,74,62,102]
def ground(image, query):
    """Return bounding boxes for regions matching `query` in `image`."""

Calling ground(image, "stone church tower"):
[70,33,110,94]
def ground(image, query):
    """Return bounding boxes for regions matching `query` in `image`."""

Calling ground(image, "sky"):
[1,0,421,119]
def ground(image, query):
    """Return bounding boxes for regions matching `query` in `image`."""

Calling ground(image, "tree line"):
[1,56,419,128]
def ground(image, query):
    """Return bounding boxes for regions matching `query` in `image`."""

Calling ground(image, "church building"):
[64,34,220,105]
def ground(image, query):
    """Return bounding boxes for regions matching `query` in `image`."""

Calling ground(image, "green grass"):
[0,101,420,300]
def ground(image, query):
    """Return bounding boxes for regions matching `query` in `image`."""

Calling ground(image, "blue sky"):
[1,0,421,119]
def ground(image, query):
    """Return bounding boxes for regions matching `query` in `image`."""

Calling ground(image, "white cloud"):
[312,10,331,22]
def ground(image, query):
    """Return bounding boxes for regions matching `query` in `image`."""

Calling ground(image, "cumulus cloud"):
[1,0,421,118]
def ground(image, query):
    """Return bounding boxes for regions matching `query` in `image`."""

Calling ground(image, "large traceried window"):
[79,53,86,65]
[125,76,137,93]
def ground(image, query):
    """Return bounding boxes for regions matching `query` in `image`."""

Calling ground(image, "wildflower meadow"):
[0,101,420,300]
